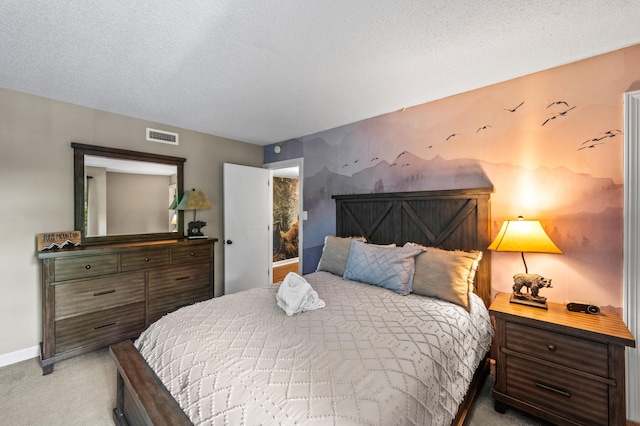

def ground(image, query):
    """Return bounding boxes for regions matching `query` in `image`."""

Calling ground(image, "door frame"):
[623,89,639,421]
[265,157,304,275]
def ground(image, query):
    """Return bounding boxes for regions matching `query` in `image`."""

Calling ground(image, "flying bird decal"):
[504,101,524,112]
[542,105,575,126]
[556,106,576,116]
[476,125,492,133]
[578,143,605,151]
[445,133,459,141]
[547,101,570,108]
[541,115,557,126]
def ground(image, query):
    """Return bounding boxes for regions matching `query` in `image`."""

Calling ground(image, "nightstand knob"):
[548,344,556,351]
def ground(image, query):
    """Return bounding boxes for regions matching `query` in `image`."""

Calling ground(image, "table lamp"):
[488,216,563,308]
[176,188,213,238]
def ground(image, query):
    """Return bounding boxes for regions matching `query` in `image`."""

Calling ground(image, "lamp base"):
[187,220,207,238]
[510,293,548,309]
[187,235,209,240]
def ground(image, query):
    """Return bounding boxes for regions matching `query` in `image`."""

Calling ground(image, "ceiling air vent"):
[146,128,179,145]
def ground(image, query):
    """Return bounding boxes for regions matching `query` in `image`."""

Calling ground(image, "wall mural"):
[292,45,640,313]
[273,177,299,262]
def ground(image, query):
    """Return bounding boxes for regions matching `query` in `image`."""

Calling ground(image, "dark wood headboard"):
[333,188,493,307]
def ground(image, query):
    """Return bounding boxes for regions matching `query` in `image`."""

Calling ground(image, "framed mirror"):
[72,142,186,244]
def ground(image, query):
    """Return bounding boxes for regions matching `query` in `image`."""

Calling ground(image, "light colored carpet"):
[0,349,550,425]
[0,349,115,426]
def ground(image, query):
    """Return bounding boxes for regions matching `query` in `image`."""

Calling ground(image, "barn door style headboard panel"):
[333,188,493,306]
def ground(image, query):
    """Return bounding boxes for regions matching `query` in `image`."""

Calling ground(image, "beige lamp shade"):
[177,189,213,211]
[488,218,563,254]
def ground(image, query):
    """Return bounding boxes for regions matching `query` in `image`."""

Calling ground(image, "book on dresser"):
[37,238,217,375]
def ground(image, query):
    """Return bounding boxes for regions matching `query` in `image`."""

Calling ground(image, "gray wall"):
[0,87,263,357]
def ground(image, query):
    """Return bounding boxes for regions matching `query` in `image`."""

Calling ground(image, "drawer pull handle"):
[94,322,116,330]
[190,252,195,256]
[175,276,191,281]
[93,289,116,297]
[547,344,556,351]
[535,382,570,397]
[85,264,91,270]
[144,258,150,262]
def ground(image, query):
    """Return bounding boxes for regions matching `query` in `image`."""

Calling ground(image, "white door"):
[223,163,271,294]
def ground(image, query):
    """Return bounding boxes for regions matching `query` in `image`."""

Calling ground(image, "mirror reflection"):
[84,155,178,237]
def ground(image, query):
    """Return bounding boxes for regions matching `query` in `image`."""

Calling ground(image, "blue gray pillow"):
[344,241,424,295]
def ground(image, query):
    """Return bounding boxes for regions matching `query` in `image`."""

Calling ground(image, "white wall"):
[0,87,263,360]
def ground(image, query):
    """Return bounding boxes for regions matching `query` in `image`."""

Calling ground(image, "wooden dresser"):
[490,292,635,425]
[38,238,217,374]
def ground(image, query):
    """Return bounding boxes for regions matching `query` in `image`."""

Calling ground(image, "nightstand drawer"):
[505,321,607,376]
[121,248,170,271]
[54,272,145,319]
[506,355,608,425]
[54,254,118,281]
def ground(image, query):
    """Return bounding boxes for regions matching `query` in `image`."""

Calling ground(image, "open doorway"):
[266,158,303,283]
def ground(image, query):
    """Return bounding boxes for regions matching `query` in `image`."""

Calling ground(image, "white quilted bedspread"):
[136,271,493,426]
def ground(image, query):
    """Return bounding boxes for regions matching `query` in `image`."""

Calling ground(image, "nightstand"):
[489,292,635,426]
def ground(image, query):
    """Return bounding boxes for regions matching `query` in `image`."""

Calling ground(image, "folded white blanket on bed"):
[276,272,325,316]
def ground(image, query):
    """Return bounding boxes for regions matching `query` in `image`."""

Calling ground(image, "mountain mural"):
[302,151,623,310]
[280,45,640,313]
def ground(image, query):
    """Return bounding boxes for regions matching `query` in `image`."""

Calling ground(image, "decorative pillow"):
[343,240,424,295]
[316,236,366,276]
[408,244,483,311]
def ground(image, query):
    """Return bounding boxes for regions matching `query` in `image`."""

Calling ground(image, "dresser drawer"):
[148,287,211,324]
[148,264,211,323]
[54,254,118,281]
[55,302,145,353]
[506,354,608,425]
[148,264,211,296]
[121,248,170,272]
[172,244,211,265]
[505,321,608,376]
[54,272,145,319]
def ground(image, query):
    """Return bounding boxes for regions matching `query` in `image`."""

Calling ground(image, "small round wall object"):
[274,145,281,153]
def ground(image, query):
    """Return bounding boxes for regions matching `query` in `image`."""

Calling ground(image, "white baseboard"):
[0,345,40,368]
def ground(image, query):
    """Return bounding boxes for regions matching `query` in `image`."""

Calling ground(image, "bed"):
[110,187,494,426]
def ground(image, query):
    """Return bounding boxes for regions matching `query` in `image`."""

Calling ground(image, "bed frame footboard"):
[110,339,489,426]
[110,340,192,426]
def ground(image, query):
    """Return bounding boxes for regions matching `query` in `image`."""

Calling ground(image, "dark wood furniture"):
[490,292,636,425]
[110,188,493,426]
[39,238,216,375]
[333,188,493,307]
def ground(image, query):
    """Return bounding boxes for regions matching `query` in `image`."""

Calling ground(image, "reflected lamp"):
[176,188,213,238]
[488,216,563,308]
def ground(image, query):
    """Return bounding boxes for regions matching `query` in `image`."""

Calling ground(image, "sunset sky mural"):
[268,44,640,313]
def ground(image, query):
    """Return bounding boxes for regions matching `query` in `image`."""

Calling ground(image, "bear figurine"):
[512,273,552,300]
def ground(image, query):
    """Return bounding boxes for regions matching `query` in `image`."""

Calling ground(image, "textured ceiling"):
[1,1,640,146]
